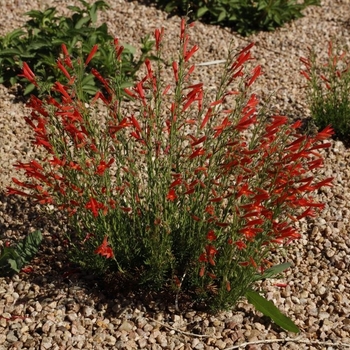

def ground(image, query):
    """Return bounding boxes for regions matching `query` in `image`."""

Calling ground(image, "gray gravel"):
[1,0,350,349]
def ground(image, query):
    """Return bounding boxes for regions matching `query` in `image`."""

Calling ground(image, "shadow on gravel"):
[0,191,280,331]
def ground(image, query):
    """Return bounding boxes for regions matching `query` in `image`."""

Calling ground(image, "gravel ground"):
[1,0,350,349]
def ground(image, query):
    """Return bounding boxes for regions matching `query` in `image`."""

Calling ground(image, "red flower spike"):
[53,82,72,101]
[85,197,105,217]
[300,70,311,81]
[189,147,206,159]
[207,272,217,279]
[191,214,201,222]
[235,241,247,250]
[205,205,215,216]
[200,108,213,130]
[314,125,334,141]
[184,45,199,62]
[185,65,196,80]
[19,62,38,87]
[163,85,171,96]
[61,44,73,68]
[246,65,262,87]
[180,18,186,40]
[124,88,137,99]
[231,50,252,72]
[166,189,177,201]
[311,177,333,190]
[56,59,72,80]
[91,68,112,95]
[206,230,217,241]
[94,236,114,259]
[236,183,254,198]
[154,27,164,50]
[145,59,153,79]
[85,44,98,66]
[172,62,179,82]
[300,57,311,68]
[96,158,115,175]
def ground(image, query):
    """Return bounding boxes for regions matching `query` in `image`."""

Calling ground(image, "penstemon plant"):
[300,41,350,142]
[7,19,333,332]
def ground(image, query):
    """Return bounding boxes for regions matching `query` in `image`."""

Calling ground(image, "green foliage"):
[152,0,321,36]
[0,0,154,99]
[246,290,300,332]
[0,231,42,277]
[301,42,350,143]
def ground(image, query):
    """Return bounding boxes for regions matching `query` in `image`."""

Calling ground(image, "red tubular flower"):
[180,18,186,40]
[172,62,179,82]
[200,108,213,130]
[85,197,106,217]
[85,44,98,66]
[96,158,115,175]
[61,44,73,68]
[313,125,334,141]
[184,45,199,62]
[246,65,262,87]
[166,189,177,201]
[57,59,71,80]
[189,147,206,159]
[94,236,114,259]
[18,62,38,87]
[206,230,217,241]
[154,27,164,50]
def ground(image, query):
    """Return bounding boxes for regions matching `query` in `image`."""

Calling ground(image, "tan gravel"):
[1,0,350,349]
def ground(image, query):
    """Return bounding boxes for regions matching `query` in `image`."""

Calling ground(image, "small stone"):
[105,335,117,346]
[41,336,52,349]
[0,334,6,344]
[138,338,148,348]
[66,312,78,322]
[215,339,227,350]
[318,311,330,320]
[6,330,18,343]
[230,314,244,324]
[118,320,134,332]
[143,323,153,332]
[81,306,93,317]
[156,334,167,347]
[11,341,23,349]
[42,320,53,333]
[35,301,42,312]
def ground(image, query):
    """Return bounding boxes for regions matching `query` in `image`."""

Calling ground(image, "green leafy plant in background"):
[152,0,320,36]
[0,0,154,99]
[0,231,42,277]
[300,42,350,143]
[7,19,334,332]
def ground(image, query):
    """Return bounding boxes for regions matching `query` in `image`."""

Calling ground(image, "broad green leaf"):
[217,10,227,22]
[252,262,291,282]
[24,83,36,95]
[197,6,209,18]
[67,6,83,12]
[246,290,300,333]
[0,48,23,57]
[122,43,136,55]
[75,16,91,29]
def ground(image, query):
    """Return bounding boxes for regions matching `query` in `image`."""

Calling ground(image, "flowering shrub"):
[301,42,350,142]
[7,19,333,331]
